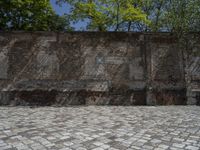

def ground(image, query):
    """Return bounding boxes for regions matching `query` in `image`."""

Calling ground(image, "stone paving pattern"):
[0,106,200,150]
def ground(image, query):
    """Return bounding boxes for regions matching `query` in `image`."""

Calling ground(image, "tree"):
[0,0,72,31]
[139,0,167,32]
[164,0,200,34]
[138,0,200,33]
[49,14,74,31]
[56,0,150,31]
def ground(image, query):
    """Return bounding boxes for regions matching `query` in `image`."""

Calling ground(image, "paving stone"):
[92,147,104,150]
[158,144,169,149]
[172,143,186,148]
[0,106,200,150]
[142,145,154,149]
[185,145,200,150]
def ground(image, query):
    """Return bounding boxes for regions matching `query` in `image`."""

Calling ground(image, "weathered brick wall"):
[0,32,199,105]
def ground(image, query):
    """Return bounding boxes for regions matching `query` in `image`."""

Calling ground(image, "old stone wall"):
[0,32,199,105]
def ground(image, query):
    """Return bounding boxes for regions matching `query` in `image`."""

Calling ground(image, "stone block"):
[108,42,128,56]
[106,64,129,82]
[146,91,156,106]
[0,39,16,79]
[56,92,86,105]
[128,81,146,90]
[105,57,129,65]
[85,90,146,105]
[35,50,59,79]
[0,53,8,79]
[12,90,58,106]
[129,58,144,80]
[152,89,187,105]
[150,44,183,81]
[187,97,197,105]
[86,81,109,92]
[0,92,10,105]
[85,92,109,105]
[108,90,146,105]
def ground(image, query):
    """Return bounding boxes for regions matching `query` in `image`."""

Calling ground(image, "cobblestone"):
[0,106,200,150]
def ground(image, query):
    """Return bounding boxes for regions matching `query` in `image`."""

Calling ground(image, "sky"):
[50,0,86,30]
[50,0,69,15]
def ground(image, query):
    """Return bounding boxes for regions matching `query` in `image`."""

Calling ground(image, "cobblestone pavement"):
[0,106,200,150]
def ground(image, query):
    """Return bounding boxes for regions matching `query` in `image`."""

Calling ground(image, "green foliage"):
[0,0,72,31]
[57,0,150,31]
[1,0,199,33]
[140,0,200,33]
[49,14,74,31]
[164,0,200,33]
[140,0,167,32]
